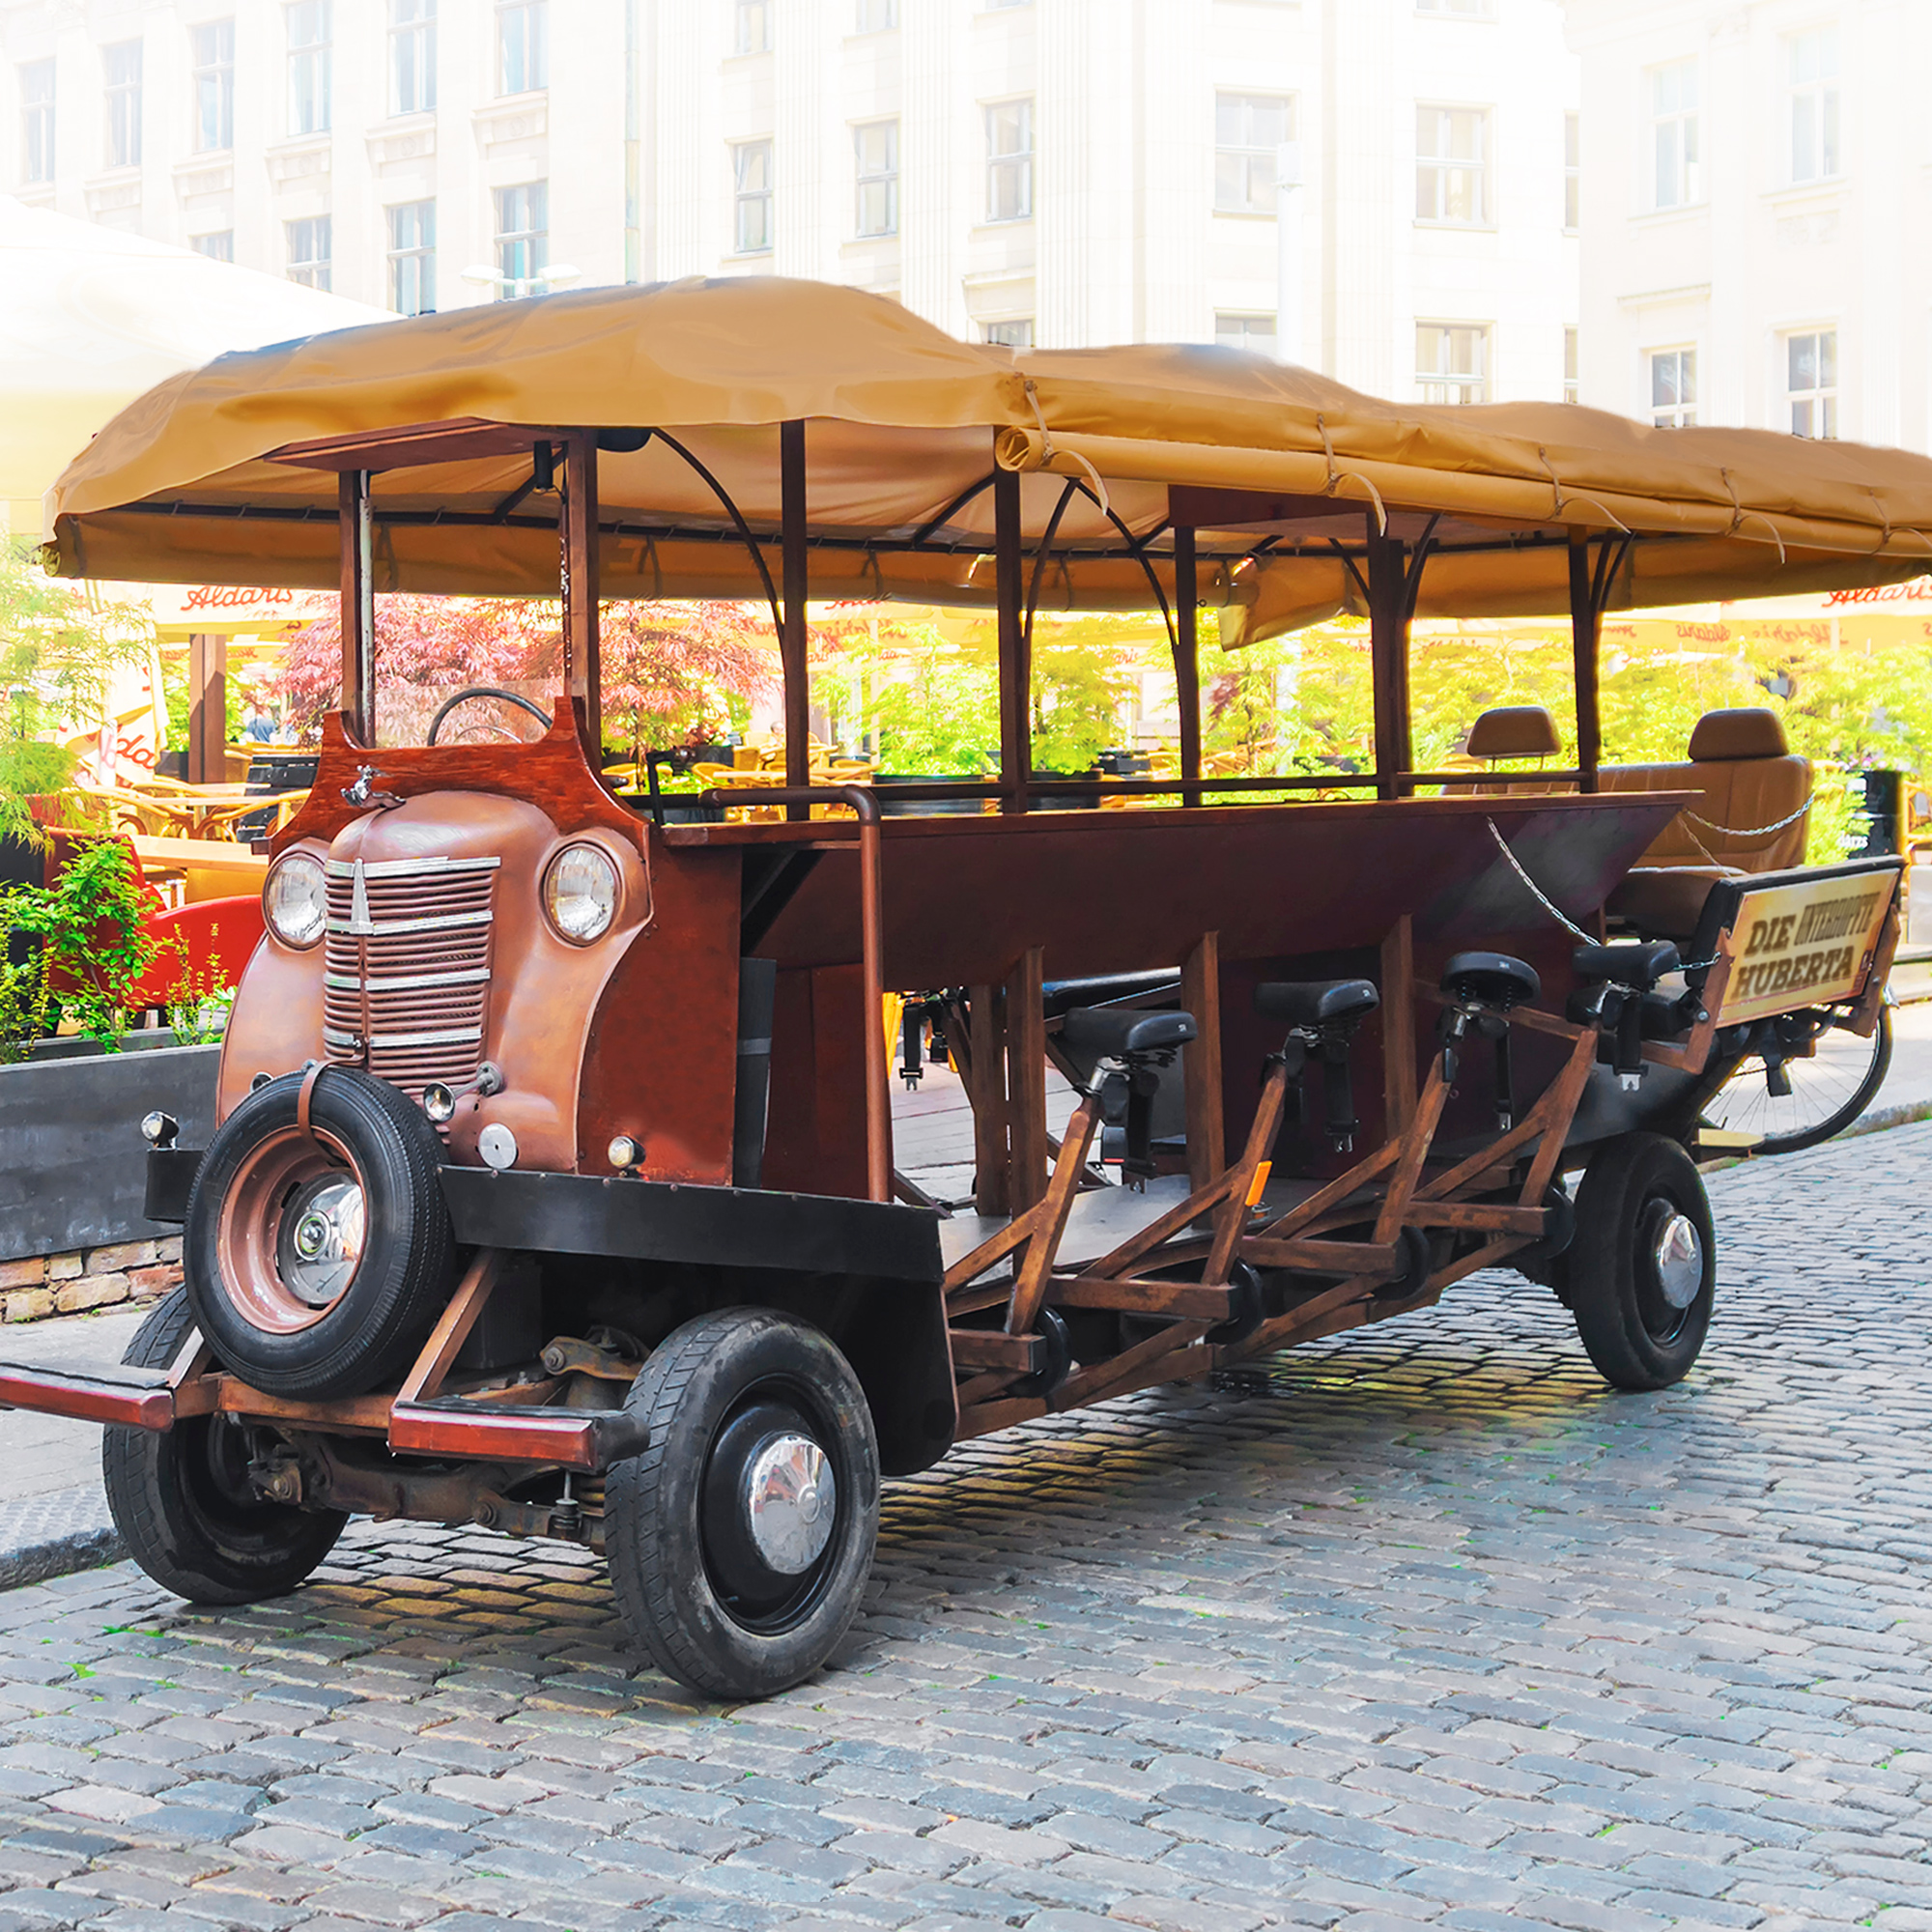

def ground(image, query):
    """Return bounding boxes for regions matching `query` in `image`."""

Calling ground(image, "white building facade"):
[1566,0,1923,451]
[3,0,1578,407]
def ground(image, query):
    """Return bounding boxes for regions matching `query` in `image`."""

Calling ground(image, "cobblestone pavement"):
[0,1127,1930,1932]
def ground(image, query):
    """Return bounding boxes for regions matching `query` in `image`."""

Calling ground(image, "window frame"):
[732,139,774,255]
[984,97,1034,224]
[285,213,332,290]
[734,0,771,54]
[982,318,1034,348]
[1414,321,1491,405]
[388,0,437,118]
[19,58,54,184]
[1414,102,1492,228]
[386,197,436,314]
[190,19,234,154]
[497,0,547,96]
[1564,327,1578,405]
[191,230,234,262]
[1647,346,1696,427]
[494,180,548,294]
[286,0,331,138]
[1215,312,1279,355]
[1785,327,1838,440]
[855,0,896,29]
[102,39,141,170]
[1645,56,1700,212]
[1786,25,1840,185]
[1214,91,1295,216]
[853,119,898,238]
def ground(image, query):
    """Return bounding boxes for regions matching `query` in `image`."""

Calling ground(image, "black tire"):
[1701,1003,1891,1156]
[606,1309,880,1700]
[102,1290,347,1605]
[185,1065,457,1400]
[1567,1132,1715,1392]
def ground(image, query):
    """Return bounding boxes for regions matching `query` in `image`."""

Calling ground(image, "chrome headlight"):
[542,842,619,944]
[264,852,327,949]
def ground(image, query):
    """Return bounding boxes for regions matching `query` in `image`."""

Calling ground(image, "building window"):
[1564,110,1579,231]
[1787,329,1837,439]
[495,181,547,292]
[387,198,435,313]
[1564,327,1578,404]
[1415,105,1490,225]
[190,21,233,153]
[19,60,53,184]
[191,230,234,262]
[1416,323,1489,404]
[1214,93,1294,215]
[1787,27,1839,184]
[856,0,896,27]
[498,0,546,94]
[1649,347,1694,426]
[985,99,1034,222]
[1215,312,1277,355]
[288,1,331,136]
[1647,58,1699,209]
[103,41,141,169]
[286,213,331,290]
[854,120,897,237]
[731,140,773,253]
[983,0,1032,10]
[983,319,1033,348]
[390,0,436,116]
[1415,0,1493,14]
[735,0,771,54]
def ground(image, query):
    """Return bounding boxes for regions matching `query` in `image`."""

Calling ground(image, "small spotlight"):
[140,1111,179,1150]
[608,1135,642,1170]
[421,1083,456,1124]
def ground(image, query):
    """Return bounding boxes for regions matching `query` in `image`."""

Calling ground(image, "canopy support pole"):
[1366,529,1410,801]
[994,462,1030,814]
[562,438,601,759]
[1173,527,1202,807]
[338,470,375,748]
[1568,531,1632,795]
[185,633,228,785]
[781,420,810,821]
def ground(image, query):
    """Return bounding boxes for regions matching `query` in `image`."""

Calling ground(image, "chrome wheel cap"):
[1653,1210,1703,1310]
[277,1175,365,1307]
[744,1434,835,1576]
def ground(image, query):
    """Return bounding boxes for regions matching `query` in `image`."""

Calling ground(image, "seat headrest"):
[1465,705,1561,759]
[1688,707,1790,761]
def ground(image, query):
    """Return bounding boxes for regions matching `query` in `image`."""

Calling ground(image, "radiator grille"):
[323,855,499,1104]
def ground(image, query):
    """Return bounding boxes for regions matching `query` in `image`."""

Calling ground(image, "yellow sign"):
[1718,872,1897,1025]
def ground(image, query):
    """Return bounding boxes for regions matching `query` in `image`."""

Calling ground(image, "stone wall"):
[0,1239,182,1323]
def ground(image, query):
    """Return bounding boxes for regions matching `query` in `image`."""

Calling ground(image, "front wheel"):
[1566,1132,1715,1392]
[606,1309,879,1700]
[102,1291,347,1605]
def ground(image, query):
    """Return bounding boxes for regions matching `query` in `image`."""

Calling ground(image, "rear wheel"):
[1566,1132,1715,1392]
[102,1291,346,1605]
[606,1309,879,1700]
[1701,1003,1890,1156]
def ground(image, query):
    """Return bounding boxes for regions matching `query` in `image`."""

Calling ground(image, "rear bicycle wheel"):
[1700,1003,1890,1156]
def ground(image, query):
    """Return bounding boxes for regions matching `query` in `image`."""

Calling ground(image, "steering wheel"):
[425,686,553,747]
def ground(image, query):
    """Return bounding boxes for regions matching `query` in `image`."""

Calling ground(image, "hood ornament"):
[342,765,404,810]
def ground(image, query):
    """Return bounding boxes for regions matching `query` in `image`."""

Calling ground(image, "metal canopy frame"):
[295,418,1648,809]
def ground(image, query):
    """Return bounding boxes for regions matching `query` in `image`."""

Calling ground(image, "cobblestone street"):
[0,1125,1928,1931]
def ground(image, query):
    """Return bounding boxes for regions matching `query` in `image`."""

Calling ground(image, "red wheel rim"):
[213,1127,366,1335]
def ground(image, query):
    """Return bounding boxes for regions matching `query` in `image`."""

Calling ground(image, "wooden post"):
[1366,526,1411,801]
[994,460,1030,813]
[185,632,228,784]
[1005,946,1048,1215]
[1569,532,1603,794]
[337,469,374,746]
[969,982,1009,1217]
[1380,914,1417,1138]
[1173,526,1202,808]
[1180,930,1225,1191]
[781,419,810,819]
[562,438,602,758]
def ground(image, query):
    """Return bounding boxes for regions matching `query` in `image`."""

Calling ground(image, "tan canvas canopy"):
[44,276,1932,646]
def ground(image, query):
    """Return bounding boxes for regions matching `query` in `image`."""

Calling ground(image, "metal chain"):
[1486,819,1595,944]
[1682,798,1813,840]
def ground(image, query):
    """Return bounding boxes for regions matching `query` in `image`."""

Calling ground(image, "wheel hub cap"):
[276,1176,365,1307]
[743,1433,835,1576]
[1652,1210,1703,1310]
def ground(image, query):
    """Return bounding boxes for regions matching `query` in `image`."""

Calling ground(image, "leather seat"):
[1060,1007,1198,1059]
[1572,939,1681,991]
[1441,952,1540,1009]
[1254,978,1379,1031]
[1443,705,1574,796]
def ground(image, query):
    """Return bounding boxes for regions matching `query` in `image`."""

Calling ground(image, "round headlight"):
[543,842,619,944]
[264,852,327,949]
